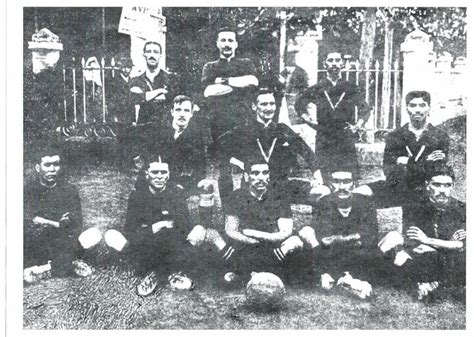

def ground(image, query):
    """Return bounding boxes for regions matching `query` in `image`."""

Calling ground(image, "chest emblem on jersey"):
[162,210,169,215]
[324,91,346,111]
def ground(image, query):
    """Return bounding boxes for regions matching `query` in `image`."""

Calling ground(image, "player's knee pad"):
[78,227,102,250]
[298,226,319,248]
[187,225,207,247]
[378,231,404,253]
[104,229,128,252]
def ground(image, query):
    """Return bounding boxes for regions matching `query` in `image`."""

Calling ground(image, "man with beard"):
[24,143,98,281]
[202,27,259,144]
[216,88,325,207]
[295,50,370,182]
[378,162,465,299]
[307,164,379,289]
[367,91,450,207]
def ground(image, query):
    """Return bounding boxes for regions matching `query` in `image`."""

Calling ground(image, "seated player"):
[24,143,100,282]
[366,90,450,207]
[138,95,206,193]
[297,164,379,290]
[221,155,305,283]
[104,155,226,296]
[378,162,465,300]
[216,87,327,208]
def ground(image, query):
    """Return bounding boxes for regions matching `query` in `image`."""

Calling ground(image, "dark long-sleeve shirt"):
[383,123,450,189]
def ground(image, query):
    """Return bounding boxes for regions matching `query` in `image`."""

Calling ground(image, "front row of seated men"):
[24,137,465,300]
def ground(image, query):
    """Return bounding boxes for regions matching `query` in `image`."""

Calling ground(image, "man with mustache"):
[295,50,370,182]
[129,41,176,126]
[24,143,97,280]
[216,87,325,207]
[141,95,206,192]
[366,91,450,207]
[304,163,379,289]
[377,162,465,299]
[221,156,305,283]
[202,27,259,144]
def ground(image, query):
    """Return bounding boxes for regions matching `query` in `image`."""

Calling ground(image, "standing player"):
[202,26,259,144]
[378,162,465,299]
[296,49,370,182]
[24,143,99,281]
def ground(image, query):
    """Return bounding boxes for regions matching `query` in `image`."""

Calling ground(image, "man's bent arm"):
[225,215,260,244]
[227,75,258,88]
[242,218,293,243]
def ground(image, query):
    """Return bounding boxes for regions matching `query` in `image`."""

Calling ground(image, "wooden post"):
[111,57,116,78]
[62,63,67,122]
[381,21,394,129]
[392,58,399,129]
[355,60,360,86]
[374,60,380,129]
[278,10,287,74]
[101,57,106,123]
[81,58,87,123]
[101,8,106,55]
[72,57,77,124]
[364,58,370,104]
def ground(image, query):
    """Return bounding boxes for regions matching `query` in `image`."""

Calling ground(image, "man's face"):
[253,93,276,123]
[427,175,453,206]
[248,163,270,192]
[330,171,354,199]
[216,31,238,59]
[143,43,161,69]
[325,52,343,76]
[407,97,430,125]
[35,155,61,185]
[146,162,170,191]
[171,101,194,129]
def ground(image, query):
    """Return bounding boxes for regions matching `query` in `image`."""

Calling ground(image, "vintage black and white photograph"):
[15,3,468,330]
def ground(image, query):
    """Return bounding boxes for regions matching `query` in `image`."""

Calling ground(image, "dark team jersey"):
[24,179,83,235]
[217,120,318,179]
[312,193,378,249]
[224,187,292,233]
[201,57,258,128]
[295,78,369,139]
[404,196,465,243]
[144,120,206,191]
[124,184,190,243]
[383,123,450,189]
[129,70,177,125]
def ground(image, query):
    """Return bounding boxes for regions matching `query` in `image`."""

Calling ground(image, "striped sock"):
[221,245,235,261]
[273,248,286,262]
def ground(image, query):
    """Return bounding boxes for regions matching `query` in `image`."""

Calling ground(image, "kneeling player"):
[221,156,305,283]
[24,143,99,282]
[378,162,465,299]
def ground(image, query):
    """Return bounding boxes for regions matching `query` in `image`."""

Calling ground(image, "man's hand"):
[426,150,446,162]
[214,77,228,85]
[32,216,60,228]
[59,212,72,228]
[412,244,437,254]
[406,226,428,244]
[396,156,409,165]
[344,122,361,134]
[151,220,174,234]
[451,229,466,241]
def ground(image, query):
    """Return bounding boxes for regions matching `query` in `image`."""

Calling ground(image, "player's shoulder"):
[449,198,465,213]
[203,59,220,68]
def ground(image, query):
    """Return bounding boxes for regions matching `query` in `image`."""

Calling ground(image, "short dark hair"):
[254,87,275,103]
[143,41,162,54]
[143,154,169,171]
[406,91,431,106]
[216,26,237,39]
[31,141,61,164]
[172,95,193,109]
[245,157,269,173]
[424,161,455,181]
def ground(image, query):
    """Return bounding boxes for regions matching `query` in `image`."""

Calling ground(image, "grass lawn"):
[23,164,466,329]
